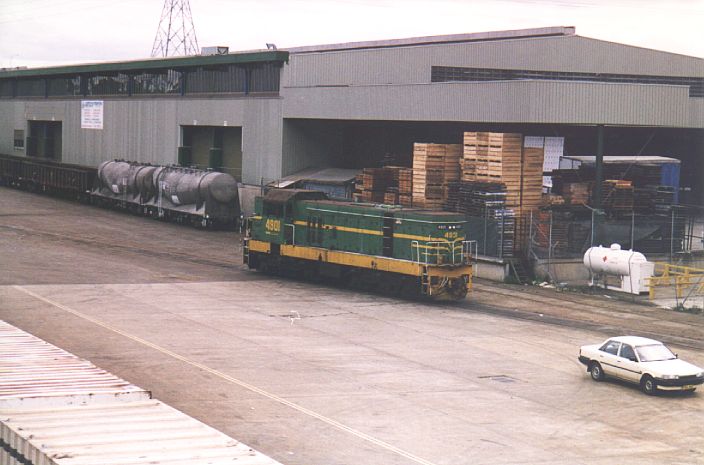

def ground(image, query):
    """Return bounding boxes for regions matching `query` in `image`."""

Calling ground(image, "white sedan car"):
[579,336,704,395]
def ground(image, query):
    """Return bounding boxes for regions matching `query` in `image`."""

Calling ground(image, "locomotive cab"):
[253,190,328,245]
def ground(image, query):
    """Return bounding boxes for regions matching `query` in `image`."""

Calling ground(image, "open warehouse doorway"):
[26,121,62,161]
[281,119,703,206]
[179,125,242,181]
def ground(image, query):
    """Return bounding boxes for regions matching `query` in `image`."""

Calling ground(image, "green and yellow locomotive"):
[243,190,474,300]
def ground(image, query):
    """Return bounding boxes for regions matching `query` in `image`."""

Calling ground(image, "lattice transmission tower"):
[151,0,200,57]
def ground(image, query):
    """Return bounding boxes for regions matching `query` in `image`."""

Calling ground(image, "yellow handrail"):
[648,262,704,300]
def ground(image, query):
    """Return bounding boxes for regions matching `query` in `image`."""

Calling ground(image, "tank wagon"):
[244,190,474,300]
[92,160,240,228]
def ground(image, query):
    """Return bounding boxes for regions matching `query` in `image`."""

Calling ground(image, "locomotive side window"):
[263,202,283,217]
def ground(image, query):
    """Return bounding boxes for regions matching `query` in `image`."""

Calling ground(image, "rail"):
[647,262,704,301]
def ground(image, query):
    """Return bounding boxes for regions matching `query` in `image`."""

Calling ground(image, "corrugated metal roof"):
[271,167,360,186]
[286,26,575,54]
[0,50,289,79]
[1,400,283,465]
[0,321,283,465]
[0,321,149,409]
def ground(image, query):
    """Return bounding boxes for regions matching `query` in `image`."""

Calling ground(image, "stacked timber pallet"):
[634,185,675,213]
[601,179,634,212]
[444,181,507,216]
[521,138,546,213]
[462,132,544,213]
[412,143,461,208]
[355,167,394,203]
[444,181,515,257]
[560,182,590,205]
[354,166,414,205]
[462,132,545,253]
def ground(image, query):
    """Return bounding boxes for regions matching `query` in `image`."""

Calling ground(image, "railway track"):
[0,223,242,272]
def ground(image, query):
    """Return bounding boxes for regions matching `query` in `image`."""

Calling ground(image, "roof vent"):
[201,46,229,56]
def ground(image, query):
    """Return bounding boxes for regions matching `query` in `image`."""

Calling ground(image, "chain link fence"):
[523,205,703,262]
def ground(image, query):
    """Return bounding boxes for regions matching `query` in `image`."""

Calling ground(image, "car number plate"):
[683,384,695,390]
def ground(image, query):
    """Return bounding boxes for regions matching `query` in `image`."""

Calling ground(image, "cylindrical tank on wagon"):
[97,160,133,194]
[583,244,647,276]
[200,172,238,204]
[133,165,158,198]
[156,167,238,206]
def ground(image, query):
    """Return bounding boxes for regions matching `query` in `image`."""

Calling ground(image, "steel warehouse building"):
[0,26,702,211]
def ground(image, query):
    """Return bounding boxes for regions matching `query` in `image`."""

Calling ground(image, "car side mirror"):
[629,357,637,362]
[675,353,679,359]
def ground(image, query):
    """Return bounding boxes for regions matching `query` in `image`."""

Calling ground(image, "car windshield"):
[635,344,676,362]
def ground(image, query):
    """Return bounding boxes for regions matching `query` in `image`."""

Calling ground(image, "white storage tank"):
[583,244,654,294]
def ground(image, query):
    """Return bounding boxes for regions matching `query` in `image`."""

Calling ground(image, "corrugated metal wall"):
[283,80,699,127]
[283,35,704,88]
[0,97,284,184]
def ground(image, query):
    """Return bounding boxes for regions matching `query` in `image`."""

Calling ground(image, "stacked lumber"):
[412,143,461,209]
[462,132,543,214]
[462,132,545,254]
[634,185,675,213]
[559,182,590,205]
[601,179,634,212]
[398,167,413,206]
[353,167,394,203]
[384,191,399,205]
[521,143,545,213]
[353,166,415,205]
[543,193,566,206]
[444,181,507,216]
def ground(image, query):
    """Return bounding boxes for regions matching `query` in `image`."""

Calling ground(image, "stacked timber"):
[352,173,364,202]
[397,167,413,206]
[412,143,461,209]
[462,132,543,213]
[353,166,414,205]
[444,181,507,216]
[601,179,634,212]
[355,167,394,203]
[634,185,675,213]
[462,132,545,253]
[559,182,590,205]
[521,141,545,213]
[384,191,399,205]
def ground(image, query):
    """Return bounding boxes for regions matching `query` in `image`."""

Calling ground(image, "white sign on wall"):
[81,100,104,129]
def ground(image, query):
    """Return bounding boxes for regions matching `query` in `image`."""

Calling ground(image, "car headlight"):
[660,374,679,380]
[696,372,704,378]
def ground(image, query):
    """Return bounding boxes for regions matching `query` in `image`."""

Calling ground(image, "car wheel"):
[589,362,604,381]
[641,375,657,395]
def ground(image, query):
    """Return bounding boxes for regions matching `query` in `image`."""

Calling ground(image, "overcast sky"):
[1,0,702,69]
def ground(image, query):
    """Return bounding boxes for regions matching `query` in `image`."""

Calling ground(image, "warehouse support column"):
[593,125,605,245]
